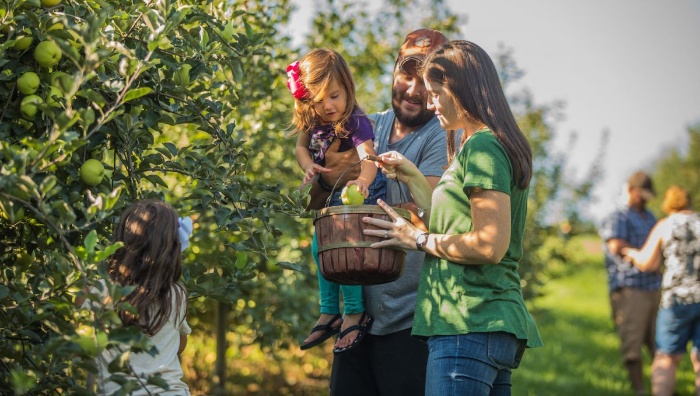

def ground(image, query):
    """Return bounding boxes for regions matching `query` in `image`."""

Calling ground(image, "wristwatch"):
[415,232,429,251]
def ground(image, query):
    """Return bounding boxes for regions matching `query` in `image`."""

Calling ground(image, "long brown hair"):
[288,48,360,138]
[108,199,186,336]
[422,40,533,189]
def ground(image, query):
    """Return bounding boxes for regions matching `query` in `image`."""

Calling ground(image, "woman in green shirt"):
[363,40,542,395]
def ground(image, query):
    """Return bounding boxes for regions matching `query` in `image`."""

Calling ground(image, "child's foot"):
[333,312,373,352]
[300,313,343,350]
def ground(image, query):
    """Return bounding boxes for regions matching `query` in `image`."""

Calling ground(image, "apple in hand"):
[20,95,43,119]
[34,40,62,68]
[17,72,40,95]
[341,185,365,205]
[79,159,105,186]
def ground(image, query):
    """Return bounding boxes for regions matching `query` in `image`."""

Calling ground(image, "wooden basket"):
[314,205,410,285]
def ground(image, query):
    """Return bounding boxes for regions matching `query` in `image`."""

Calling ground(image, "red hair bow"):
[286,61,309,99]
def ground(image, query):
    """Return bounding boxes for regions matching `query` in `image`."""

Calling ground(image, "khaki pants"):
[611,287,661,361]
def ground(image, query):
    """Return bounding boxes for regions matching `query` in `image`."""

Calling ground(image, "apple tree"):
[0,0,307,393]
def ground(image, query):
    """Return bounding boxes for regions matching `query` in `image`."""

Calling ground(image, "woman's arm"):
[376,151,434,223]
[426,189,511,265]
[621,219,667,272]
[365,189,511,265]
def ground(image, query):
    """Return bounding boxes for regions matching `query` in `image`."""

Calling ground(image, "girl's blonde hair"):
[107,199,186,336]
[662,185,691,214]
[289,49,359,138]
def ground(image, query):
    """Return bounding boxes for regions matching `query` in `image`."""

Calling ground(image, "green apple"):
[47,22,63,32]
[41,0,62,7]
[79,159,105,186]
[341,185,365,205]
[174,64,191,86]
[20,95,43,119]
[17,72,40,95]
[12,35,33,50]
[34,40,62,68]
[49,70,73,91]
[46,86,62,107]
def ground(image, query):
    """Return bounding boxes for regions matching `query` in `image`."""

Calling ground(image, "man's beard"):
[391,88,434,128]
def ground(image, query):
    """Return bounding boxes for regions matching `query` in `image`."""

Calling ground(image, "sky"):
[288,0,700,223]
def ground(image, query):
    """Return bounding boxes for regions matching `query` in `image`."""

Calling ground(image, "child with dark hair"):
[86,199,193,395]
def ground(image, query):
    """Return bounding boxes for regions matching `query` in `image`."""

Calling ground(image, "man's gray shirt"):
[365,110,448,335]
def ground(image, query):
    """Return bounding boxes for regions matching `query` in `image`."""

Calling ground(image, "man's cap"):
[628,171,655,200]
[396,28,448,69]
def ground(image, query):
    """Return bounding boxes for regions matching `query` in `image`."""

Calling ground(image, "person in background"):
[599,171,663,395]
[623,185,700,396]
[329,28,450,396]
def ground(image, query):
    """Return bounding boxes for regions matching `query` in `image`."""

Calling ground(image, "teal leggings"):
[312,231,364,315]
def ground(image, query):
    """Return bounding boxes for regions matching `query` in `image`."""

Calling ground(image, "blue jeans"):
[656,303,700,355]
[426,332,526,396]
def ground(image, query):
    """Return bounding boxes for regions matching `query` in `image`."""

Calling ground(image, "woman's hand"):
[377,151,420,184]
[362,199,424,250]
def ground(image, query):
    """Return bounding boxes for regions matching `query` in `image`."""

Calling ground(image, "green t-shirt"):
[412,130,543,348]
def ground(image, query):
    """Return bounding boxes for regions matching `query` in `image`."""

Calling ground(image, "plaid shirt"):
[599,205,662,292]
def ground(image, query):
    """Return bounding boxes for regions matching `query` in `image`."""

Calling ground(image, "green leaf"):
[234,251,247,269]
[276,262,304,272]
[147,374,170,390]
[122,87,153,104]
[143,174,168,188]
[95,242,124,262]
[84,230,97,253]
[0,285,9,300]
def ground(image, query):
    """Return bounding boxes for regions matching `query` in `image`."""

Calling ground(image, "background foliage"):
[5,0,694,394]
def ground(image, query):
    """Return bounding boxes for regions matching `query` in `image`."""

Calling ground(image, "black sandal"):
[333,313,374,354]
[300,314,343,350]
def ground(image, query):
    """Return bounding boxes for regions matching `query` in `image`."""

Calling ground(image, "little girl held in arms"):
[287,49,383,353]
[83,199,193,395]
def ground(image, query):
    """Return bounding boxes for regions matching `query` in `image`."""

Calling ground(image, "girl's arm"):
[296,133,330,184]
[347,140,378,196]
[621,219,667,272]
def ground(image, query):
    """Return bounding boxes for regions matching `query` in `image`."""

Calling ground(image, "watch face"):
[416,233,428,250]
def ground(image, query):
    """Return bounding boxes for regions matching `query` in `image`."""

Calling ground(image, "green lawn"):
[513,238,696,395]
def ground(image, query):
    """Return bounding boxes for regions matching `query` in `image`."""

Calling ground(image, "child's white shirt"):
[86,281,191,395]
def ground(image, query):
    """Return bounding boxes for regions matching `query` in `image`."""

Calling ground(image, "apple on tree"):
[20,95,43,119]
[46,86,62,107]
[17,71,40,95]
[12,35,33,50]
[79,159,105,186]
[340,184,365,205]
[41,0,62,7]
[34,40,62,68]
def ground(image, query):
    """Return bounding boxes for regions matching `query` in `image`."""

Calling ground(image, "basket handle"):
[324,155,407,208]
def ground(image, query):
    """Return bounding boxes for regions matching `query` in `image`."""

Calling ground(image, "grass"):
[513,235,696,395]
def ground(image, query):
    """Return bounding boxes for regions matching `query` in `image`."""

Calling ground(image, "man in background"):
[600,170,662,395]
